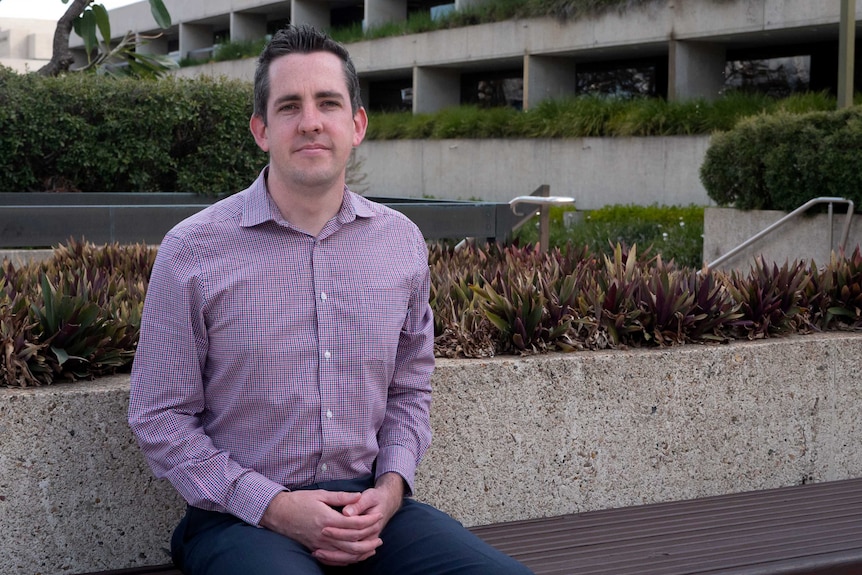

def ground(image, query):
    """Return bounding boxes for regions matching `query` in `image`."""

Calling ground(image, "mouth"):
[295,141,330,153]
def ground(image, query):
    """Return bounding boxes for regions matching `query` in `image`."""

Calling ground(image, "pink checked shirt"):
[128,169,435,527]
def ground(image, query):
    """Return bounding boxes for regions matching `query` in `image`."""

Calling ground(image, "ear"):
[352,107,368,147]
[250,114,270,153]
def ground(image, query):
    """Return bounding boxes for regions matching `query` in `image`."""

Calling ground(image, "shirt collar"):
[240,166,375,229]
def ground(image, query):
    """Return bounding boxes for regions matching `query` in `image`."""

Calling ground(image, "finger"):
[314,548,377,567]
[320,513,383,541]
[322,519,384,543]
[315,490,361,510]
[343,494,376,517]
[321,534,383,556]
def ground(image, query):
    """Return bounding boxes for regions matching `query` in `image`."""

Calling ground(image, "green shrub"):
[329,0,683,44]
[512,204,705,269]
[700,106,862,212]
[364,91,836,141]
[0,67,266,195]
[213,38,268,62]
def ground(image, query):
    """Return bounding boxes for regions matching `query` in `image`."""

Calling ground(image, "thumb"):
[343,490,385,517]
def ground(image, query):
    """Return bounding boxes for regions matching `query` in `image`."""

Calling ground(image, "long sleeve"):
[373,231,435,494]
[128,230,285,527]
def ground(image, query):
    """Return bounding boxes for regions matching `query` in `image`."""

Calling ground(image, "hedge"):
[699,107,862,212]
[0,67,266,196]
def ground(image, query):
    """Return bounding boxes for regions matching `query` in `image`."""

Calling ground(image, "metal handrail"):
[705,197,855,270]
[510,186,575,253]
[454,184,575,252]
[509,194,576,217]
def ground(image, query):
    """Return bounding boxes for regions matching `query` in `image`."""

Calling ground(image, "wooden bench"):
[80,478,862,575]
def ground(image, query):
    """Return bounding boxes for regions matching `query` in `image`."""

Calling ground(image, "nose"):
[298,106,323,134]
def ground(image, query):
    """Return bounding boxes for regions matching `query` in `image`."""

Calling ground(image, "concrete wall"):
[170,57,713,207]
[704,207,862,270]
[0,17,54,72]
[171,57,256,82]
[3,333,862,574]
[353,136,713,209]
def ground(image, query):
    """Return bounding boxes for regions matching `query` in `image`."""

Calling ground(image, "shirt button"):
[326,409,333,419]
[324,350,331,360]
[320,292,327,301]
[321,463,328,472]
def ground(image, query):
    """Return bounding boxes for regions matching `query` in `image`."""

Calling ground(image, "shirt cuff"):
[375,444,418,496]
[226,470,290,526]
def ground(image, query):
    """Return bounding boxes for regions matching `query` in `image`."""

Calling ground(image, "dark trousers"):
[171,477,535,575]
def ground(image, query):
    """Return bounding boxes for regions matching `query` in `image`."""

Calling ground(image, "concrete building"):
[67,0,862,113]
[0,17,54,72]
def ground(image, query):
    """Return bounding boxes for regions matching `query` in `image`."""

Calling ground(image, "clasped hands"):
[260,473,405,566]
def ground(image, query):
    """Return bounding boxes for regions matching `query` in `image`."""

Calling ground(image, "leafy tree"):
[0,0,173,76]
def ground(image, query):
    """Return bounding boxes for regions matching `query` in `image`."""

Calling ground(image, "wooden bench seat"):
[80,478,862,575]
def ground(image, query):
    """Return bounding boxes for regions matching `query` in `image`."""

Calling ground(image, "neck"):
[266,172,346,237]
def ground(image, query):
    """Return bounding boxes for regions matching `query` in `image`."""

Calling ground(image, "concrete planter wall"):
[353,136,713,209]
[703,206,862,270]
[3,333,861,574]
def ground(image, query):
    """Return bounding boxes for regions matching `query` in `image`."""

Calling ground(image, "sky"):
[0,0,140,21]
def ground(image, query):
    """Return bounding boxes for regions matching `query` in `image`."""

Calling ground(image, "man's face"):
[251,51,367,194]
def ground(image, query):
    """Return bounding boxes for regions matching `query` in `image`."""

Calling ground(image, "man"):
[128,24,534,575]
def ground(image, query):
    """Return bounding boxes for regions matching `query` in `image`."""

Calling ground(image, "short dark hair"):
[253,24,362,123]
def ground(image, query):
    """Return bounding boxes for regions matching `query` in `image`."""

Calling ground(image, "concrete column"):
[365,0,406,31]
[838,0,856,108]
[524,54,576,110]
[231,12,268,43]
[668,40,725,101]
[413,66,460,114]
[26,31,53,60]
[292,0,331,29]
[0,30,11,58]
[135,33,168,56]
[179,22,213,61]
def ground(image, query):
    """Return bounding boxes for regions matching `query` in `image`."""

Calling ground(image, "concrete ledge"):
[354,136,713,208]
[3,333,861,574]
[0,249,54,267]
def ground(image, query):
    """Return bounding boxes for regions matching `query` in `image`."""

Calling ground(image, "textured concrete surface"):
[2,333,861,574]
[354,136,713,209]
[703,207,862,270]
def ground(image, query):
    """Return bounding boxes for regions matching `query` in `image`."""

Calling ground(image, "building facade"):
[0,17,54,72]
[61,0,861,114]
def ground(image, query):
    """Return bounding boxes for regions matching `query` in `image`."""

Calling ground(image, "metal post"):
[537,185,550,253]
[838,0,856,109]
[508,186,574,252]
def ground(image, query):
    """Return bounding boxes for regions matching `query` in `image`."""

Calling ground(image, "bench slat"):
[473,478,862,575]
[80,478,862,575]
